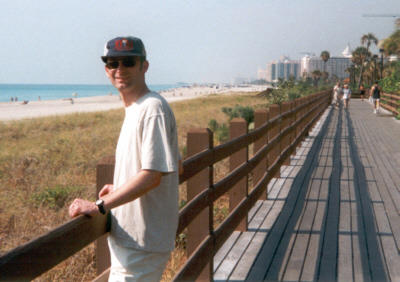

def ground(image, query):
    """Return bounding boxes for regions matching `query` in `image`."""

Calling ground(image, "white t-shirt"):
[110,91,180,252]
[333,85,341,96]
[343,88,351,99]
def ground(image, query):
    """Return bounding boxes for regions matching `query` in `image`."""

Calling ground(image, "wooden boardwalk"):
[213,100,400,281]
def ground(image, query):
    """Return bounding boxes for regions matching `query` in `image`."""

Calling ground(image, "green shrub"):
[208,119,219,132]
[207,119,229,143]
[31,185,82,210]
[222,105,254,124]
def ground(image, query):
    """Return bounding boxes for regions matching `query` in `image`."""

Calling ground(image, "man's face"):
[104,56,148,90]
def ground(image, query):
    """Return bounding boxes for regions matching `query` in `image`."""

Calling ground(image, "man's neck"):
[120,84,150,107]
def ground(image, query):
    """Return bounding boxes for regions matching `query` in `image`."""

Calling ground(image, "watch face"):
[96,199,106,214]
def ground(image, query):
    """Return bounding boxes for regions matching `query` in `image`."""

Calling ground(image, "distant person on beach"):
[68,36,180,281]
[342,84,351,109]
[370,81,381,114]
[332,82,341,108]
[359,85,365,101]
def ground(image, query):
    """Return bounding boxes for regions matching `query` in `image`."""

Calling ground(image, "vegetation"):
[0,91,266,281]
[267,76,331,105]
[320,50,330,77]
[379,61,400,93]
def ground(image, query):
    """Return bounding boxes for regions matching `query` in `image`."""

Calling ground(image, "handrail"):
[0,90,331,281]
[0,214,110,280]
[380,92,400,115]
[177,94,327,234]
[174,92,329,280]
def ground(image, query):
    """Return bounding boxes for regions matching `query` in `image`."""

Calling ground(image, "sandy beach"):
[0,85,267,122]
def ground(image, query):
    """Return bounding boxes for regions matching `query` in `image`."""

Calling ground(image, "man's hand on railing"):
[68,198,99,218]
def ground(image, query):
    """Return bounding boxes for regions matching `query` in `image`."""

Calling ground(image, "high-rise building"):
[261,56,300,82]
[258,45,353,82]
[301,44,353,79]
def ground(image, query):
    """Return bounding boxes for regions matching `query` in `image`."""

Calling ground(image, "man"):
[332,82,341,108]
[370,81,381,114]
[342,84,351,109]
[69,36,180,281]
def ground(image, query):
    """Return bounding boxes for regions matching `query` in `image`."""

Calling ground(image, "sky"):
[0,0,399,85]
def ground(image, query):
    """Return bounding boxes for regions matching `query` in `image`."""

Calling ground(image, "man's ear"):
[142,60,149,73]
[105,66,112,78]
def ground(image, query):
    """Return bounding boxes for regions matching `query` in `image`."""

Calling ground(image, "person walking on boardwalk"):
[332,82,342,108]
[370,81,381,114]
[342,84,351,109]
[68,36,181,281]
[359,85,366,101]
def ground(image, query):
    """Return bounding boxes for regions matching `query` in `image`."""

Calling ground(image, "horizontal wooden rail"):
[179,92,325,184]
[174,93,329,281]
[380,92,400,115]
[0,214,110,281]
[177,94,328,234]
[0,90,331,281]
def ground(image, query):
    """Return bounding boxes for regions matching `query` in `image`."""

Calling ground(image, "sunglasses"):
[105,57,137,69]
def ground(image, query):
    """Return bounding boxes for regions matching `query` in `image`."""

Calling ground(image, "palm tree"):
[311,70,322,87]
[358,33,378,87]
[320,50,330,76]
[383,30,400,56]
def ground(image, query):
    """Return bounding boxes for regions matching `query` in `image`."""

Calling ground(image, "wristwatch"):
[95,199,106,215]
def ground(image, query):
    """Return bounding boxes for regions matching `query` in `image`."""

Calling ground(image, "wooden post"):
[229,118,248,231]
[186,128,213,282]
[281,102,291,166]
[254,109,268,200]
[268,104,280,178]
[288,100,295,157]
[304,96,311,137]
[95,156,114,276]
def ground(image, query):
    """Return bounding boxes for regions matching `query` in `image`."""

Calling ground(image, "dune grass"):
[0,91,266,281]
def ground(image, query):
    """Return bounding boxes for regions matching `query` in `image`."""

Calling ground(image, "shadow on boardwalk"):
[214,100,400,281]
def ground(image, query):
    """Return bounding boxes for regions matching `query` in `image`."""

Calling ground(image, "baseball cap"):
[101,36,146,63]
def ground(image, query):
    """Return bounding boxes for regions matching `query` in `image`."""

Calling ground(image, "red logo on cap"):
[114,39,134,51]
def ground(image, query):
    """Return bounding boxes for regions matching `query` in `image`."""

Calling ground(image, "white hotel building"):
[258,45,353,82]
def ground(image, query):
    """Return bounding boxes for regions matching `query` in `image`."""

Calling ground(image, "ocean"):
[0,84,179,103]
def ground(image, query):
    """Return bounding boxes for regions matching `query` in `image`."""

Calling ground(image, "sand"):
[0,85,267,121]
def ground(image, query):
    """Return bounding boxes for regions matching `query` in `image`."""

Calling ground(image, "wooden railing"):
[380,92,400,116]
[0,90,331,281]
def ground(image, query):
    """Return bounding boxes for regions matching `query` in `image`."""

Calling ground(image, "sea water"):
[0,84,179,103]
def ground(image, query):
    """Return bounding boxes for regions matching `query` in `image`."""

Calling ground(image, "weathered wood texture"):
[174,92,330,281]
[216,100,400,281]
[380,92,400,115]
[0,91,331,281]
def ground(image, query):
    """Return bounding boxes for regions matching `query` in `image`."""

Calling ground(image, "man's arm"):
[69,170,162,217]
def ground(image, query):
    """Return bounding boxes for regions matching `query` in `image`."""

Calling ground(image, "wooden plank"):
[282,234,308,281]
[345,109,389,282]
[338,234,353,282]
[317,106,342,281]
[228,232,266,280]
[0,214,108,280]
[300,234,321,281]
[247,200,263,224]
[380,236,400,281]
[246,107,333,281]
[213,232,254,281]
[248,201,273,231]
[302,201,326,280]
[213,232,241,272]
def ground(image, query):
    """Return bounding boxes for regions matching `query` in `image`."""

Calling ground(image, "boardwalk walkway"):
[213,100,400,281]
